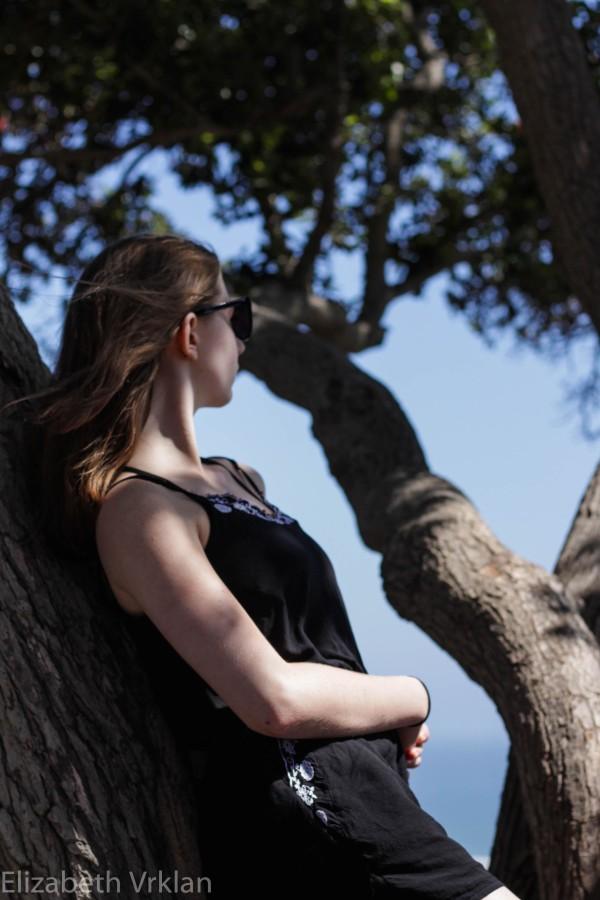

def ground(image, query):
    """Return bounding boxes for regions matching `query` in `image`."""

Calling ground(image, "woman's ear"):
[173,313,200,359]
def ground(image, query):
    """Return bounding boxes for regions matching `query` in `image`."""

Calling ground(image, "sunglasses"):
[190,295,253,342]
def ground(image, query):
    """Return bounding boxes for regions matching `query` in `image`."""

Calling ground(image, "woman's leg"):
[286,734,507,899]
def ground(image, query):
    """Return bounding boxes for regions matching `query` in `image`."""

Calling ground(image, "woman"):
[14,234,519,899]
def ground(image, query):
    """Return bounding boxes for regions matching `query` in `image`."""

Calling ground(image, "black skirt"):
[190,711,505,900]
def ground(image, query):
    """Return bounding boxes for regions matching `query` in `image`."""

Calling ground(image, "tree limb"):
[240,303,600,899]
[490,457,600,896]
[480,0,600,339]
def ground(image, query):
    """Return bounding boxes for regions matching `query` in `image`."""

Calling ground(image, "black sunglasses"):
[190,296,253,342]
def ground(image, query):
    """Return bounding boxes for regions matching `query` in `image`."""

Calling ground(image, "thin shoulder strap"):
[105,467,213,508]
[203,456,265,499]
[105,474,143,492]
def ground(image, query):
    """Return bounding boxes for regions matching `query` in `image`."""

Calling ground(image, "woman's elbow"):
[244,672,295,739]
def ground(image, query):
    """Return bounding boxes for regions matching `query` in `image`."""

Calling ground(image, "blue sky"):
[13,150,599,861]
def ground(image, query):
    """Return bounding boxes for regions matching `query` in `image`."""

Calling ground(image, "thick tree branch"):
[555,460,600,640]
[480,0,600,339]
[490,457,600,896]
[240,304,600,899]
[251,280,387,352]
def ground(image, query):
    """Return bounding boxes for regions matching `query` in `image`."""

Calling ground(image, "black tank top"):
[106,456,368,749]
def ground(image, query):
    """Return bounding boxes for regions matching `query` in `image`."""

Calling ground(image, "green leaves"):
[1,0,596,361]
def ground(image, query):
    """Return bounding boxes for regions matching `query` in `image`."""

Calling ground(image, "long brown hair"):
[4,233,222,559]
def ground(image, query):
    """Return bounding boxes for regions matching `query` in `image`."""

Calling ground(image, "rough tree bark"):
[240,302,600,900]
[479,0,600,339]
[490,460,600,899]
[457,3,600,895]
[0,285,206,899]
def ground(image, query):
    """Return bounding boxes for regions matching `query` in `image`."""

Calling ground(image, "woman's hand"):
[397,722,430,768]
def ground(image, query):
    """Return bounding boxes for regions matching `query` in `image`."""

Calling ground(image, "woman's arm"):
[276,664,430,740]
[96,481,429,741]
[234,464,433,739]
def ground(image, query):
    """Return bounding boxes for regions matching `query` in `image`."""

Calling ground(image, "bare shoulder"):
[96,477,209,614]
[237,461,266,496]
[94,475,291,735]
[207,455,266,496]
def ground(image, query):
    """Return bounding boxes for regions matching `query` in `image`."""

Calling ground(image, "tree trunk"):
[241,302,600,900]
[490,459,600,897]
[489,745,539,900]
[480,0,600,338]
[461,4,600,892]
[0,286,206,898]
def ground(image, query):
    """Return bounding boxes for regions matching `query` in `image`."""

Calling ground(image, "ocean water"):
[405,735,509,867]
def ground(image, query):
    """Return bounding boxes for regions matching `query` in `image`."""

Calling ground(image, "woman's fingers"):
[416,723,430,745]
[405,748,421,764]
[405,726,430,767]
[399,723,431,767]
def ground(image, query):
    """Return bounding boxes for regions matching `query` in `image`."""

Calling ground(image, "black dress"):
[108,457,505,900]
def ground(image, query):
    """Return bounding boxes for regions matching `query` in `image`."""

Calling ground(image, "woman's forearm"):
[270,661,431,740]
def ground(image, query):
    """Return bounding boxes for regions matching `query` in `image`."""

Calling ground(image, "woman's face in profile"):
[191,270,245,410]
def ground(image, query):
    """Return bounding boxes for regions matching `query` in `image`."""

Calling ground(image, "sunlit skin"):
[127,269,246,483]
[399,722,430,768]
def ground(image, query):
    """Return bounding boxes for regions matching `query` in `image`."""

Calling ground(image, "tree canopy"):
[3,0,599,358]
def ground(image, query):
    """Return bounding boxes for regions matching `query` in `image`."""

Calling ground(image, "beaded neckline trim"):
[114,465,296,525]
[203,491,296,525]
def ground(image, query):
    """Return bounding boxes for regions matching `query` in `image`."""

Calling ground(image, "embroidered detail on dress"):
[277,738,318,807]
[205,493,296,525]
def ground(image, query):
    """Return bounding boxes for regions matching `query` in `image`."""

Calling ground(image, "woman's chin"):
[196,388,233,411]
